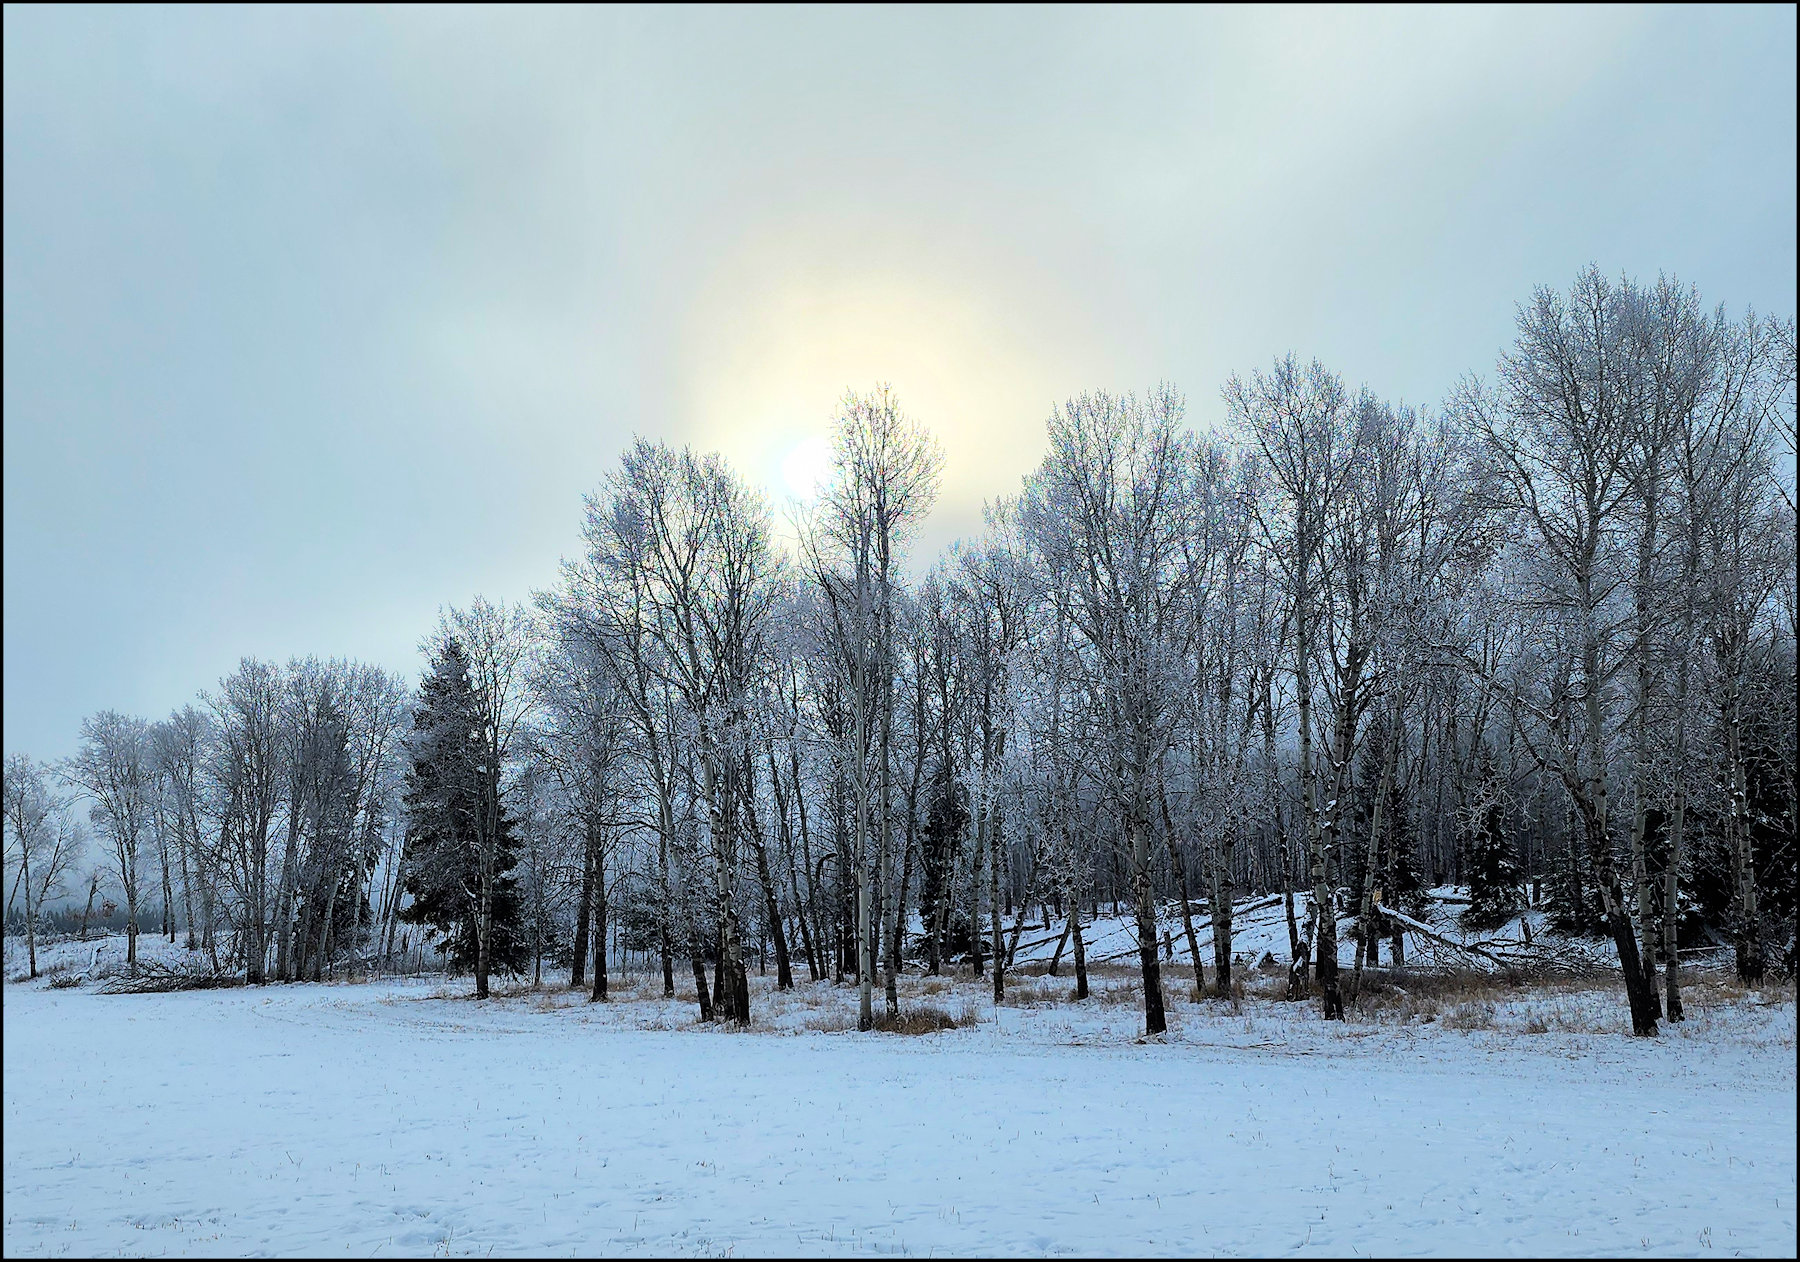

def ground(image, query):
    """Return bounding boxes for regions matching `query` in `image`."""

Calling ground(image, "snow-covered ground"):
[1009,887,1619,975]
[4,931,201,981]
[3,940,1793,1258]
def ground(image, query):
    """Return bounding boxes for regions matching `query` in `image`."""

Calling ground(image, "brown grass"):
[1091,981,1143,1008]
[796,995,980,1034]
[996,975,1070,1007]
[1441,1000,1497,1030]
[1327,964,1799,1035]
[800,1009,858,1033]
[873,1003,962,1035]
[1196,978,1246,1003]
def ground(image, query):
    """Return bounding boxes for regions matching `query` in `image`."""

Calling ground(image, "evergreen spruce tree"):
[1544,818,1607,936]
[918,761,969,972]
[1383,779,1428,919]
[400,639,527,974]
[1462,751,1523,933]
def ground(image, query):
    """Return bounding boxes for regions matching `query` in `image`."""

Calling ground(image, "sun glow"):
[779,434,835,501]
[673,232,1101,564]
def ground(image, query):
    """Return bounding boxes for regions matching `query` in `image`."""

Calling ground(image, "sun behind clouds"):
[670,227,1107,561]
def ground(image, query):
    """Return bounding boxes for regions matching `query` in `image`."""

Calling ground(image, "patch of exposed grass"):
[800,1009,858,1033]
[1091,981,1142,1008]
[1441,1000,1497,1030]
[873,1003,962,1035]
[1194,977,1245,1003]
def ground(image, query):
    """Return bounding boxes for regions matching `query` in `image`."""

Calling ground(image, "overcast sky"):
[4,4,1795,762]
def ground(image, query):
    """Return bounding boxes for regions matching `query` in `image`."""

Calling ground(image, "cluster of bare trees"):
[8,267,1794,1042]
[517,269,1791,1041]
[5,659,410,983]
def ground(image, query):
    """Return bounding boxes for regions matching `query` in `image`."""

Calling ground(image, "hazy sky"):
[5,4,1795,762]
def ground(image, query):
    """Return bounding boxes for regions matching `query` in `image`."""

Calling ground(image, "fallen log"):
[1375,903,1506,966]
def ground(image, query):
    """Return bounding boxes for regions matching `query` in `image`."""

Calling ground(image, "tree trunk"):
[1627,459,1664,1017]
[988,778,1005,1003]
[927,817,950,977]
[968,798,985,978]
[1724,673,1763,984]
[475,842,493,1000]
[1662,792,1686,1021]
[749,825,792,993]
[657,831,675,997]
[741,751,792,991]
[1351,710,1401,1003]
[572,827,595,989]
[1297,636,1343,1020]
[1047,912,1072,975]
[1070,901,1089,1000]
[21,846,36,979]
[1581,556,1657,1035]
[1129,783,1167,1036]
[1287,898,1316,1002]
[885,821,915,1014]
[178,817,198,951]
[1661,526,1700,1021]
[1209,821,1235,999]
[159,823,176,943]
[203,871,219,970]
[703,753,750,1025]
[122,840,141,971]
[678,850,713,1020]
[314,871,339,982]
[772,747,821,982]
[79,871,98,942]
[690,944,712,1021]
[853,650,875,1029]
[591,845,609,1002]
[1003,835,1043,969]
[274,796,302,981]
[1158,789,1205,995]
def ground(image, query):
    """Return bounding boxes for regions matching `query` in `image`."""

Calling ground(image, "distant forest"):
[6,265,1796,1039]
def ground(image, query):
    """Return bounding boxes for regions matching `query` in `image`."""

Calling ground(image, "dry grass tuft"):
[997,975,1063,1008]
[800,1008,858,1033]
[1441,1000,1497,1030]
[1091,982,1141,1008]
[1083,961,1153,982]
[873,1003,962,1035]
[779,983,837,1009]
[1350,967,1530,1025]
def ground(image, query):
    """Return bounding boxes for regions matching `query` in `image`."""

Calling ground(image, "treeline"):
[5,266,1795,1038]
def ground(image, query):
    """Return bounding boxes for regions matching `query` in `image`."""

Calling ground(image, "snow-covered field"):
[3,940,1793,1259]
